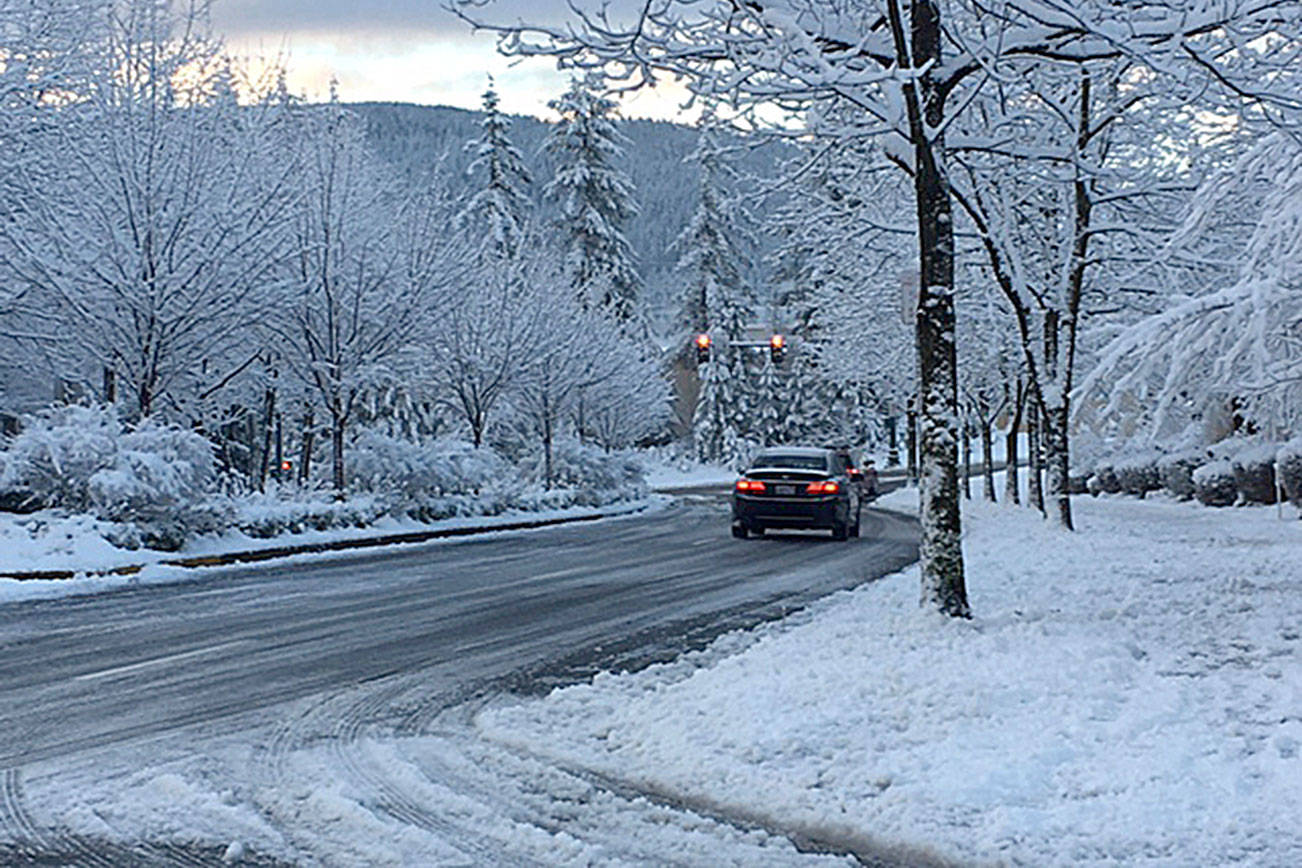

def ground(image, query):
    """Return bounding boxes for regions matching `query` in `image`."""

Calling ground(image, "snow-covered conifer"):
[462,79,532,260]
[673,109,757,463]
[673,111,751,334]
[542,74,641,322]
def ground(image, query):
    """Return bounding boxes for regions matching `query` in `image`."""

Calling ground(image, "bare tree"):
[269,98,462,492]
[428,239,549,448]
[461,0,1299,615]
[1,0,297,418]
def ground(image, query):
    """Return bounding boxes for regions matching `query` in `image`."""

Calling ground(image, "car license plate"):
[775,484,795,495]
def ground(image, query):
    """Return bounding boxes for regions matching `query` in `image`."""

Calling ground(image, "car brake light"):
[735,479,766,493]
[805,480,839,494]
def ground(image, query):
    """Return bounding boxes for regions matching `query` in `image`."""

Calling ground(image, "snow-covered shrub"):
[0,405,120,511]
[1115,453,1163,497]
[1278,439,1302,508]
[90,421,224,549]
[89,421,218,521]
[1207,435,1252,462]
[1158,449,1206,500]
[1231,443,1279,505]
[1089,460,1121,495]
[348,432,511,500]
[1067,472,1090,495]
[520,441,647,505]
[0,448,43,513]
[1193,459,1237,507]
[0,406,221,549]
[234,493,390,539]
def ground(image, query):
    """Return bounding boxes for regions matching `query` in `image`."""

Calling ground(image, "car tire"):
[731,522,749,539]
[831,521,848,541]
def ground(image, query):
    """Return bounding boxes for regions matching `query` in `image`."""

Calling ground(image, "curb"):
[0,501,655,583]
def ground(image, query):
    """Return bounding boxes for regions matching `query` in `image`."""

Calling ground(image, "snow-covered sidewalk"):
[480,492,1302,866]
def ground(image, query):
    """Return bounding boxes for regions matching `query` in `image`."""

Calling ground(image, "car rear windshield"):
[753,453,828,471]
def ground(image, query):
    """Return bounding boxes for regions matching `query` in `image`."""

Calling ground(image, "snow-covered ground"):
[642,455,739,490]
[0,497,665,604]
[479,488,1302,866]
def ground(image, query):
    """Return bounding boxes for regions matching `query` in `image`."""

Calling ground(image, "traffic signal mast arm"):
[692,333,786,364]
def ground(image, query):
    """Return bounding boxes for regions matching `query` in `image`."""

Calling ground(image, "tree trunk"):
[887,415,899,466]
[1004,380,1023,505]
[256,386,275,493]
[981,420,996,502]
[906,0,967,617]
[1044,404,1073,529]
[542,413,554,490]
[299,406,315,485]
[274,412,283,484]
[1027,400,1044,514]
[138,379,153,419]
[102,368,116,405]
[961,421,972,500]
[330,410,346,495]
[906,401,919,485]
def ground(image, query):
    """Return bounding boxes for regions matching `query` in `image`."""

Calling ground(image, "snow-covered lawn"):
[480,491,1302,866]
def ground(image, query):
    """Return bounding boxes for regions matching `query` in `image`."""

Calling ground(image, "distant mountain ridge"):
[349,101,781,330]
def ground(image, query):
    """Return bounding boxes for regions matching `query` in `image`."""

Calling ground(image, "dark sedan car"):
[731,447,862,540]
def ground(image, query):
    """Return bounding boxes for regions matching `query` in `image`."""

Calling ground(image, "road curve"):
[0,496,918,865]
[0,498,916,769]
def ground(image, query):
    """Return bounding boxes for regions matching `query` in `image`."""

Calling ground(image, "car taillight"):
[805,480,839,494]
[735,479,766,493]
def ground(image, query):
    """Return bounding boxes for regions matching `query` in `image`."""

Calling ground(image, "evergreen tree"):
[675,110,757,464]
[462,78,532,260]
[543,74,641,321]
[691,275,754,464]
[754,358,783,447]
[673,110,751,333]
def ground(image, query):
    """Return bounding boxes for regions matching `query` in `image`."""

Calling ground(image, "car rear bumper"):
[732,494,847,529]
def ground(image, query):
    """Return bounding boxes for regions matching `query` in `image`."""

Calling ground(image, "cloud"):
[211,0,586,39]
[212,0,691,119]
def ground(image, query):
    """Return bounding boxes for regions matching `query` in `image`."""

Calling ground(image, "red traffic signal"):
[695,332,711,364]
[769,333,786,364]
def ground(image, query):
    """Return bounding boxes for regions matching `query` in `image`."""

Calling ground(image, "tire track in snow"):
[326,676,544,867]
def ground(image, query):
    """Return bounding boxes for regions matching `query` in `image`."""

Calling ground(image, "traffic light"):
[769,333,786,365]
[695,332,711,364]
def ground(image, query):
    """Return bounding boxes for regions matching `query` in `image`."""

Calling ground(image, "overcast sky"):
[211,0,689,120]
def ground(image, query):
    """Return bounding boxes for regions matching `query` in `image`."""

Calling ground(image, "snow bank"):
[480,494,1302,866]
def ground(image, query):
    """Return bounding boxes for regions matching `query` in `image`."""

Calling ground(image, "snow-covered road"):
[0,496,917,864]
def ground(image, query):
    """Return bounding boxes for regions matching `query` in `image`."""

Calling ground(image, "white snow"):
[26,703,852,866]
[0,497,667,605]
[643,456,739,489]
[479,489,1302,866]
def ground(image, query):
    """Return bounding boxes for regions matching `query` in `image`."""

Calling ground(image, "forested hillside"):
[350,102,780,329]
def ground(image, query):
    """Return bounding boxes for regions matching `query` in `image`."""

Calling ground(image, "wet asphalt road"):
[0,492,916,772]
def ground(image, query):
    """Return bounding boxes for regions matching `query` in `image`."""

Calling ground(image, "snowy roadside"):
[0,496,668,604]
[479,489,1302,866]
[643,457,738,490]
